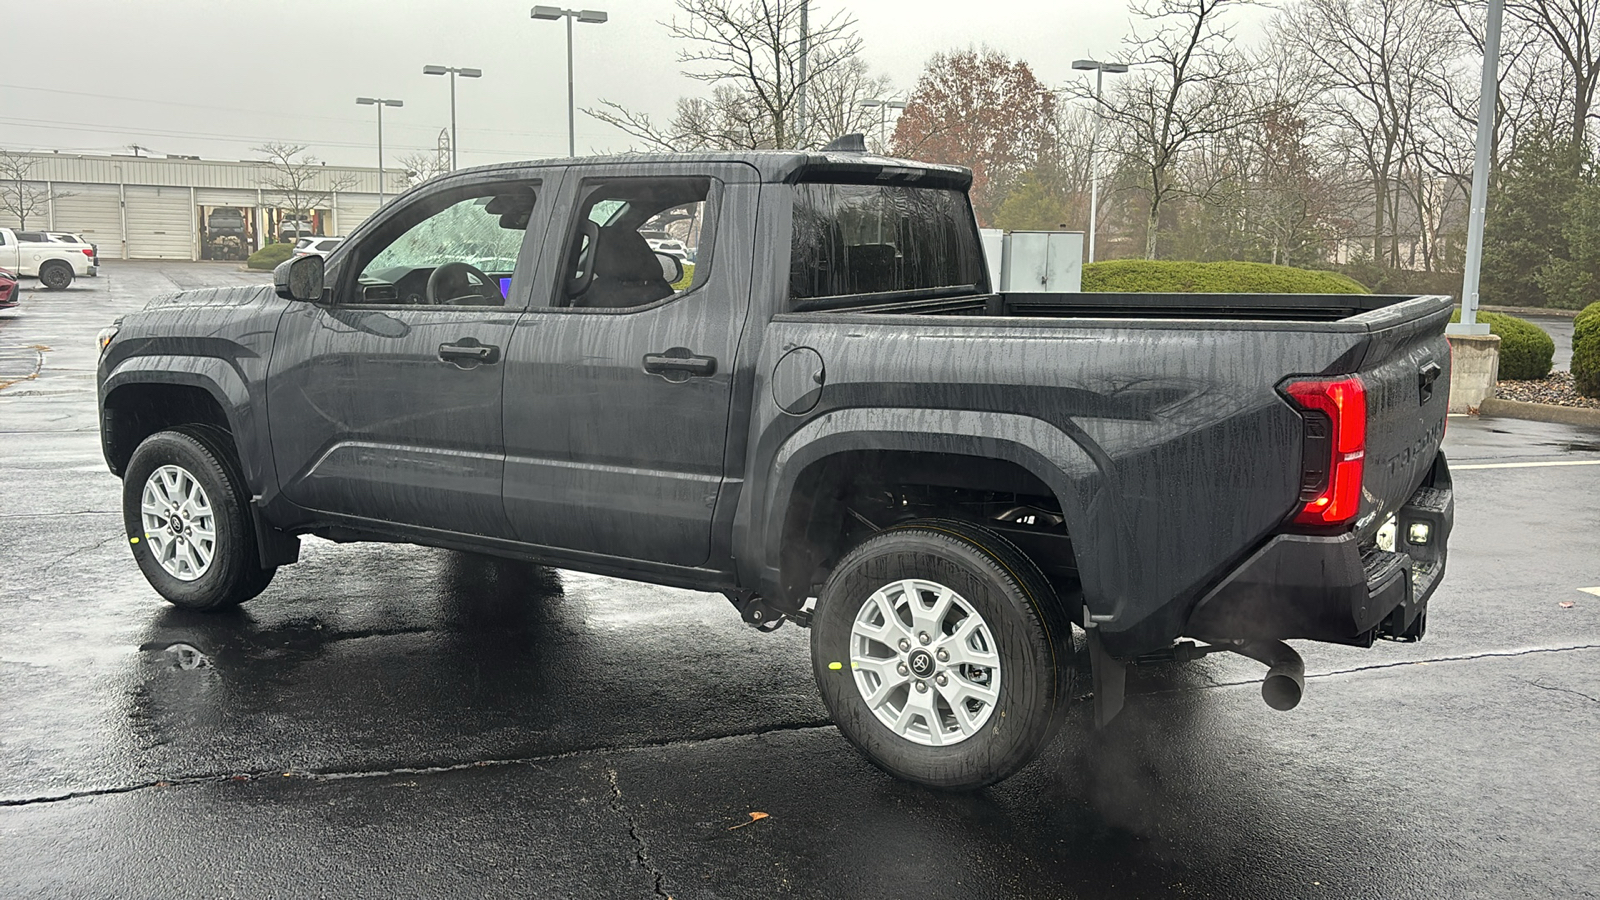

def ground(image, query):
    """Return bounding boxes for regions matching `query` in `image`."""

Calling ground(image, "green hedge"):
[1573,301,1600,397]
[246,242,294,270]
[1450,309,1555,381]
[1083,260,1370,294]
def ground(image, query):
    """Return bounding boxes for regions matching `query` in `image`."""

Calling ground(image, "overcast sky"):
[2,0,1253,169]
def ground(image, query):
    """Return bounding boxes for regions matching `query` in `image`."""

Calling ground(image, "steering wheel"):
[426,261,501,306]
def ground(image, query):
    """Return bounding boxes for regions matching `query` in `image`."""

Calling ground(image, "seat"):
[577,226,675,309]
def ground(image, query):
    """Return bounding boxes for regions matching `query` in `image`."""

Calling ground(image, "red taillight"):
[81,248,94,257]
[1285,376,1366,526]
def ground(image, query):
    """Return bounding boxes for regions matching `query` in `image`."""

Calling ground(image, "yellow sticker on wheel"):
[130,536,140,544]
[828,661,842,670]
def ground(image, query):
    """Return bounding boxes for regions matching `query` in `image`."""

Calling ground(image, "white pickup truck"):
[0,227,98,290]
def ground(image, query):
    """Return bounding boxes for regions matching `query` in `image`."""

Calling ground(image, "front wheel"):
[810,518,1073,790]
[122,426,275,610]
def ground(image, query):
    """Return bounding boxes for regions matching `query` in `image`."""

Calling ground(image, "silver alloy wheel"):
[850,578,1001,746]
[139,464,217,582]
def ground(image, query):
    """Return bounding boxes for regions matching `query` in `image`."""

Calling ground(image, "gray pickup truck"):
[96,145,1454,789]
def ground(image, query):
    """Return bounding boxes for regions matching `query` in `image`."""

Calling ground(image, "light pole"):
[1450,0,1503,336]
[356,96,404,206]
[1071,59,1128,263]
[531,6,609,158]
[858,98,907,153]
[423,65,483,171]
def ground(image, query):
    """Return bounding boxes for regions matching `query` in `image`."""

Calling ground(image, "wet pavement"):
[2,263,1599,899]
[1525,315,1575,372]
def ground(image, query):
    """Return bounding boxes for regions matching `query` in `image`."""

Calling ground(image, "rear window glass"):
[788,183,986,308]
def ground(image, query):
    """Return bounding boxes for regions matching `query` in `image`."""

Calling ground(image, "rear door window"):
[555,177,716,310]
[788,182,986,309]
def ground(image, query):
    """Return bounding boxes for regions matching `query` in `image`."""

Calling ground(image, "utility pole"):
[356,97,404,206]
[1072,59,1129,264]
[532,7,610,157]
[1449,0,1503,336]
[797,1,809,147]
[423,65,483,170]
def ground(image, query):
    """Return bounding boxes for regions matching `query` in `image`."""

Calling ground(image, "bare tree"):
[252,143,358,231]
[0,150,74,231]
[585,0,879,150]
[1508,0,1600,149]
[1089,0,1261,259]
[1279,0,1455,267]
[398,150,451,186]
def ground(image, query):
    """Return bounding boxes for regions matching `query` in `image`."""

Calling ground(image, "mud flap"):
[1088,628,1126,728]
[250,499,300,568]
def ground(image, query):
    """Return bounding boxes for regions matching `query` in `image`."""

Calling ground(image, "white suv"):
[292,237,343,259]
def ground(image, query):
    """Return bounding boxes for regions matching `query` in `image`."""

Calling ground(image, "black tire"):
[122,425,275,610]
[39,261,73,291]
[811,518,1074,791]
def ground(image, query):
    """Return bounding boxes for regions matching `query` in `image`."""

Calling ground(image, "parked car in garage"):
[0,227,96,290]
[278,218,315,242]
[291,236,342,259]
[207,208,246,237]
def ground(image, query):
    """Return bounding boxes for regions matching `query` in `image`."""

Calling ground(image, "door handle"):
[438,338,501,367]
[643,348,717,381]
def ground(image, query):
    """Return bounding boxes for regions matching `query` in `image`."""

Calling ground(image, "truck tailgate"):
[1344,299,1452,539]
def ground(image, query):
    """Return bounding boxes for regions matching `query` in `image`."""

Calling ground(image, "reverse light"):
[1285,376,1366,526]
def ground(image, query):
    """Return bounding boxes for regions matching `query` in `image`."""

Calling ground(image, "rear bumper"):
[1185,453,1453,647]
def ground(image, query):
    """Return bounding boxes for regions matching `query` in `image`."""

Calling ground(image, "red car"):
[0,269,17,309]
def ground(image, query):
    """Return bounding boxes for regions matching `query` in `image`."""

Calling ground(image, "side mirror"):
[655,251,684,286]
[274,254,324,302]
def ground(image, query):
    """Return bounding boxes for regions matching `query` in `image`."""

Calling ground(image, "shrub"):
[247,242,294,270]
[1573,301,1600,397]
[1083,259,1370,294]
[1450,309,1555,381]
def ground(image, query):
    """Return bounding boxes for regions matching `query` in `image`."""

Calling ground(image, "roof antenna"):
[821,134,867,153]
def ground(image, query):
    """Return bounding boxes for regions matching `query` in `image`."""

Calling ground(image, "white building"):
[0,151,394,261]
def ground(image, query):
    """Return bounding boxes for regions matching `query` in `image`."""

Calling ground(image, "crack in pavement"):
[0,719,836,808]
[1525,679,1600,704]
[36,531,124,572]
[1153,643,1600,695]
[607,766,670,899]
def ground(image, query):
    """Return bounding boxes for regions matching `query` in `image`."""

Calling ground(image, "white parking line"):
[1453,460,1600,470]
[1580,587,1600,598]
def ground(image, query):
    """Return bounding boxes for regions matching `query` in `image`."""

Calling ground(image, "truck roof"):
[441,150,973,189]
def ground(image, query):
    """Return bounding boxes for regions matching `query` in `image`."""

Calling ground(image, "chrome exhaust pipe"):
[1230,640,1305,711]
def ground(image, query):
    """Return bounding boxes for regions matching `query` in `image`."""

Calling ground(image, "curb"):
[1479,397,1600,428]
[1478,305,1580,319]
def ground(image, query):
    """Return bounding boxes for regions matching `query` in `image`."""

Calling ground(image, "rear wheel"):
[39,261,73,291]
[810,518,1073,790]
[122,426,275,610]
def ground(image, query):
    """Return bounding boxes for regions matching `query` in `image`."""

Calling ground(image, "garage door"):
[125,185,193,260]
[333,193,381,237]
[51,184,123,258]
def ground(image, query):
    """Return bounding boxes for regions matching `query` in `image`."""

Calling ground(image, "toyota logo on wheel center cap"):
[908,649,935,678]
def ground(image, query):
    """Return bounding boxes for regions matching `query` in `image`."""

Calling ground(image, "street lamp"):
[858,98,907,152]
[531,6,609,158]
[356,96,404,206]
[1450,0,1503,336]
[423,64,483,171]
[1072,58,1129,263]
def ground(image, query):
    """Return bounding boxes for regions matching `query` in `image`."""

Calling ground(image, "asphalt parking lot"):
[2,262,1598,899]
